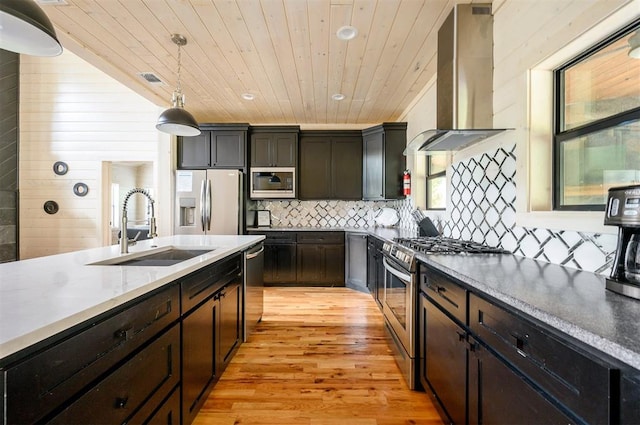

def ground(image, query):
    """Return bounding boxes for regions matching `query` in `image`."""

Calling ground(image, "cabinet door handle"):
[456,330,466,342]
[114,327,134,341]
[513,335,528,357]
[115,397,129,409]
[468,340,478,352]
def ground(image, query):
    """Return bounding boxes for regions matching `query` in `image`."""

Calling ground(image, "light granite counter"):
[0,234,264,362]
[419,253,640,371]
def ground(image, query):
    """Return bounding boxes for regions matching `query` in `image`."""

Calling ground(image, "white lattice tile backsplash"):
[253,143,616,276]
[440,144,617,275]
[253,199,407,228]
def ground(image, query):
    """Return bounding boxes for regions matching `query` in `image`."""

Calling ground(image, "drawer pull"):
[114,327,134,341]
[514,335,528,357]
[115,397,129,409]
[457,331,466,342]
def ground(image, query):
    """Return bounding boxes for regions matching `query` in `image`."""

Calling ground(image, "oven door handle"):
[383,257,412,282]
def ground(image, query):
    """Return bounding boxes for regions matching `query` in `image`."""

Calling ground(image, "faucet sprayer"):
[120,188,157,253]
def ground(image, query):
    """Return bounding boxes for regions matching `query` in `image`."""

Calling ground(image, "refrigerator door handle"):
[200,180,207,232]
[205,179,212,231]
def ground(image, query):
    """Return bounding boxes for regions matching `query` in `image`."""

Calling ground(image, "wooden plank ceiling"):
[40,0,458,126]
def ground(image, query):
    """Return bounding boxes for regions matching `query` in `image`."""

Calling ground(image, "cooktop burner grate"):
[394,237,510,255]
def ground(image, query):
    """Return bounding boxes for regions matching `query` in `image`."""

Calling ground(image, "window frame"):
[425,155,446,210]
[553,20,640,211]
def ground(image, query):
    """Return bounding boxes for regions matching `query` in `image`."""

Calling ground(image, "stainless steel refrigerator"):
[174,169,243,235]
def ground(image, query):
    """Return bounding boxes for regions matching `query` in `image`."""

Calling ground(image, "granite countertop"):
[0,234,264,361]
[247,226,418,240]
[419,253,640,371]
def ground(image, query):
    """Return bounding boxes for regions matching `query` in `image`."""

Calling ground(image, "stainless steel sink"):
[90,247,215,266]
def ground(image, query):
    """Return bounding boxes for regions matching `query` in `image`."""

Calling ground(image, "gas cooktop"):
[383,236,510,272]
[395,236,510,255]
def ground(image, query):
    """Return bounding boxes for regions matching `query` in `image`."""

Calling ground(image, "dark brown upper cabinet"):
[299,130,363,200]
[362,122,407,200]
[250,126,299,167]
[178,124,249,169]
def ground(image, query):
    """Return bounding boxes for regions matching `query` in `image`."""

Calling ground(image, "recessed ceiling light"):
[336,26,358,41]
[332,93,345,101]
[242,93,255,100]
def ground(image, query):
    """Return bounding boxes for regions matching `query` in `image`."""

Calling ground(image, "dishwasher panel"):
[244,243,264,341]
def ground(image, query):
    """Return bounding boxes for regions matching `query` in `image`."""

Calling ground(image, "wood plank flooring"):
[193,287,443,425]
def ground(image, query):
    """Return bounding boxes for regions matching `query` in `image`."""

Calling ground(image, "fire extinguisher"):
[403,170,411,196]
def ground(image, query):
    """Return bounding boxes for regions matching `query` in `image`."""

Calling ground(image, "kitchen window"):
[426,154,446,210]
[554,21,640,210]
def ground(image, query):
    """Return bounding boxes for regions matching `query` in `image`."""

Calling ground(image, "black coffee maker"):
[604,184,640,300]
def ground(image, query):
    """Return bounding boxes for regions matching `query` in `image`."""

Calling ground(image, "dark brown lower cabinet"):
[217,281,242,369]
[366,237,377,293]
[621,373,640,423]
[420,291,466,424]
[264,242,297,283]
[469,293,613,425]
[142,385,181,425]
[0,255,246,425]
[1,285,180,424]
[419,264,620,425]
[297,244,345,284]
[255,231,345,286]
[50,324,181,424]
[181,255,243,425]
[467,336,574,424]
[259,231,297,284]
[182,296,217,425]
[296,232,345,285]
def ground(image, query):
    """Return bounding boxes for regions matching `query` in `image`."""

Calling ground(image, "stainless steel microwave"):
[250,167,296,199]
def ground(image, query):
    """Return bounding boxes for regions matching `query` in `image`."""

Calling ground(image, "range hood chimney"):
[405,3,510,155]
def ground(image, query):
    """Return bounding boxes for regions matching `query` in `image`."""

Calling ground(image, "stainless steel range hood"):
[404,4,510,155]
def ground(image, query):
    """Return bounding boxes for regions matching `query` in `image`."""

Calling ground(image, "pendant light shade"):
[156,34,201,136]
[156,98,201,136]
[0,0,63,56]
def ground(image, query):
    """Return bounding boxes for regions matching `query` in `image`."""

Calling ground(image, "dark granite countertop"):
[246,226,418,239]
[418,253,640,371]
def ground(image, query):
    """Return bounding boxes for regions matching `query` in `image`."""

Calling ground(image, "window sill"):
[515,211,615,235]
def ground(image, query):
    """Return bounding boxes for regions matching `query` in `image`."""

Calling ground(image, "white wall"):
[398,0,638,273]
[401,0,637,228]
[19,50,172,259]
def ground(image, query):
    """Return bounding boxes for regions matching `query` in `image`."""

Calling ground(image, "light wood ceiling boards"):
[40,0,456,125]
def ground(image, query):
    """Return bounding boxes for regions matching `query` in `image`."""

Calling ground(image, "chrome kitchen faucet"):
[120,188,157,254]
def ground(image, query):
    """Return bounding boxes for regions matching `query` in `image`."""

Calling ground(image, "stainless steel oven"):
[381,242,418,389]
[382,236,509,391]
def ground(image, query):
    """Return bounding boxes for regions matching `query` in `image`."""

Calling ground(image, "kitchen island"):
[0,234,263,424]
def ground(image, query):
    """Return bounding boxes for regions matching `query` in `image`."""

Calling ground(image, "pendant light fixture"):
[0,0,63,56]
[156,34,201,137]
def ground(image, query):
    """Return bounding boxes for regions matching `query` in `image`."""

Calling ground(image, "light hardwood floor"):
[193,286,443,425]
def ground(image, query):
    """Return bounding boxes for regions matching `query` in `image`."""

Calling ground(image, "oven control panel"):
[383,242,415,270]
